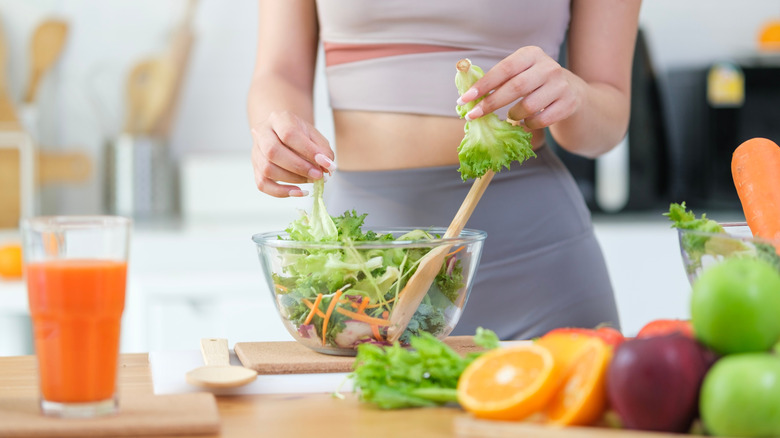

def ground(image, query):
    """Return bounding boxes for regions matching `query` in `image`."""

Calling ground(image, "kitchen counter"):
[0,353,701,438]
[0,353,472,438]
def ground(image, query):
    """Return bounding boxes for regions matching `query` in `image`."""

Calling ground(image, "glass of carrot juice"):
[21,216,131,418]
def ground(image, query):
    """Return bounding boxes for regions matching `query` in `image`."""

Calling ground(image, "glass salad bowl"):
[252,227,487,356]
[677,222,780,285]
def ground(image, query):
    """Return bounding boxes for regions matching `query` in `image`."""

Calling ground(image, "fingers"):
[509,80,578,130]
[458,46,573,125]
[462,46,543,105]
[506,79,562,123]
[268,112,331,169]
[466,65,554,120]
[250,110,336,197]
[254,126,325,180]
[308,127,336,172]
[251,143,311,198]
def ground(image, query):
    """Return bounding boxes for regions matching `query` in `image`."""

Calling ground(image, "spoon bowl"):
[186,338,257,388]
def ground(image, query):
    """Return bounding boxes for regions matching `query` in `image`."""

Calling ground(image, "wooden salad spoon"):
[186,338,258,388]
[386,169,495,342]
[24,19,69,103]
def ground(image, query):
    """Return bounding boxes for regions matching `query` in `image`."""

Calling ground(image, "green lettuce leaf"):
[454,59,535,181]
[349,328,499,409]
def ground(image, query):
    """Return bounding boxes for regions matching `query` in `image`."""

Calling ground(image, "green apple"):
[691,257,780,354]
[700,353,780,436]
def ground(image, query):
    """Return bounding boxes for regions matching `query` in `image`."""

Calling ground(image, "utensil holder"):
[105,134,177,219]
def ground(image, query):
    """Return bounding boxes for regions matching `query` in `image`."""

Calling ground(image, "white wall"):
[640,0,780,71]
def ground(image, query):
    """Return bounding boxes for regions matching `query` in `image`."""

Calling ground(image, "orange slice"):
[0,244,23,279]
[542,337,612,426]
[536,331,596,367]
[457,343,560,421]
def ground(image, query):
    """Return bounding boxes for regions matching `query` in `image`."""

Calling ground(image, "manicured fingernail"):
[457,88,478,106]
[465,106,483,121]
[289,189,309,197]
[314,153,336,172]
[308,168,323,179]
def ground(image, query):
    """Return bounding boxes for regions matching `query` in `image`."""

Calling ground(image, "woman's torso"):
[315,0,571,170]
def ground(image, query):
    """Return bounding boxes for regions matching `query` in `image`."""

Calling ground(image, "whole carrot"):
[731,137,780,245]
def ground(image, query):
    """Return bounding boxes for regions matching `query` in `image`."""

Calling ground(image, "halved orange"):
[542,337,612,426]
[457,343,560,421]
[536,331,597,368]
[0,244,23,279]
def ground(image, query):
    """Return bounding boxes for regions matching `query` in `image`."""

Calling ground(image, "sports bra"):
[315,0,571,117]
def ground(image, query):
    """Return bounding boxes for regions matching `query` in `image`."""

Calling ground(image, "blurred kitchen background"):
[1,0,779,356]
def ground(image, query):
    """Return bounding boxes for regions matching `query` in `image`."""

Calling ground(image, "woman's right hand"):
[250,110,336,198]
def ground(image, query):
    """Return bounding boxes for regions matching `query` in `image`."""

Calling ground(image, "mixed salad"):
[665,202,780,275]
[269,179,467,350]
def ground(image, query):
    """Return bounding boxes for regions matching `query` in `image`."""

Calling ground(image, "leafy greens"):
[454,59,536,181]
[272,179,467,349]
[349,327,500,409]
[665,202,780,274]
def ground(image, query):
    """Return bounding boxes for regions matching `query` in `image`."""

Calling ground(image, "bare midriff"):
[332,110,546,171]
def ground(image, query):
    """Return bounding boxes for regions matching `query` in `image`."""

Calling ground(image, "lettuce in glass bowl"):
[252,180,487,356]
[666,203,780,284]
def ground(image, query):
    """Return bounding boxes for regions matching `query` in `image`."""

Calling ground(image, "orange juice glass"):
[21,216,131,418]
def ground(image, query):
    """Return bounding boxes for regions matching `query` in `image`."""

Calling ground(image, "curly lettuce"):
[286,179,338,242]
[349,327,500,409]
[454,59,535,181]
[273,180,467,348]
[665,202,780,275]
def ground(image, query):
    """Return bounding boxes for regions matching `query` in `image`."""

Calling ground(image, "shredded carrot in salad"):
[447,246,464,257]
[321,289,344,346]
[303,294,323,325]
[335,307,391,326]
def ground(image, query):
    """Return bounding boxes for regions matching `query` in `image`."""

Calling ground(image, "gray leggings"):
[324,145,620,340]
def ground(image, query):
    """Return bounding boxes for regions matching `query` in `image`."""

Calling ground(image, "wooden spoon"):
[0,14,9,96]
[386,170,495,342]
[135,57,176,135]
[123,58,157,135]
[0,15,19,125]
[24,19,69,103]
[148,0,198,137]
[185,338,258,388]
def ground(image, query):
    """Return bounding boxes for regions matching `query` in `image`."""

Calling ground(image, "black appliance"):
[663,61,780,211]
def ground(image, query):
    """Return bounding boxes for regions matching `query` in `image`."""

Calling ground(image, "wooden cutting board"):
[0,392,219,437]
[454,417,709,438]
[234,336,486,375]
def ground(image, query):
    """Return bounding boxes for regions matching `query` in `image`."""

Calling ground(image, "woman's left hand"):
[456,45,585,130]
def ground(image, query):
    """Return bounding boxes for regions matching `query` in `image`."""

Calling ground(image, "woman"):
[248,0,642,340]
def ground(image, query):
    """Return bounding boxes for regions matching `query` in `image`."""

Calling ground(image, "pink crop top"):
[315,0,571,117]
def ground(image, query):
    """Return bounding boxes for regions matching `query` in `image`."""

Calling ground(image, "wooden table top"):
[0,353,465,438]
[0,354,686,438]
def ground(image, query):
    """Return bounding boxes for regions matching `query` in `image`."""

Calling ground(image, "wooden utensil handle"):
[37,151,92,185]
[23,70,42,104]
[445,170,495,238]
[387,170,495,342]
[200,338,230,366]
